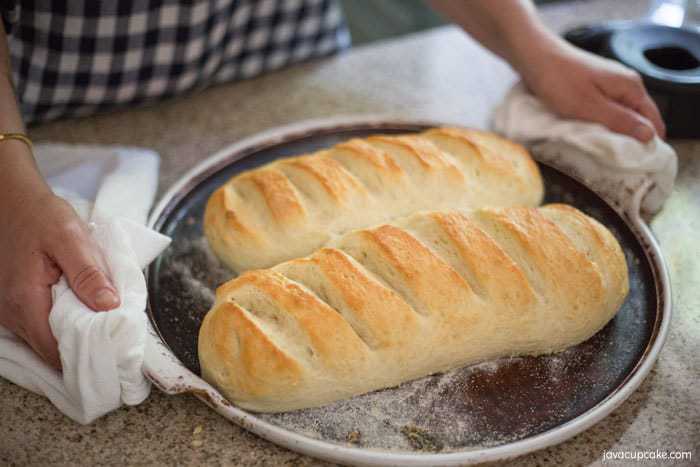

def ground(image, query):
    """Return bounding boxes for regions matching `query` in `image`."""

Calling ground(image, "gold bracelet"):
[0,133,33,151]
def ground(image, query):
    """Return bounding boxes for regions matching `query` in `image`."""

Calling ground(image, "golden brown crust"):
[219,270,371,375]
[199,301,303,403]
[203,186,264,272]
[204,127,545,272]
[333,138,404,175]
[422,127,543,206]
[340,224,478,319]
[275,248,420,350]
[199,206,628,412]
[367,135,458,171]
[430,211,538,310]
[278,155,368,203]
[237,168,306,226]
[539,203,629,310]
[423,127,514,174]
[205,186,253,238]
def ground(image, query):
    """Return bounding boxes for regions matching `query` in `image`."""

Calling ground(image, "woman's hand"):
[517,42,666,143]
[429,0,666,143]
[0,19,119,369]
[0,190,120,369]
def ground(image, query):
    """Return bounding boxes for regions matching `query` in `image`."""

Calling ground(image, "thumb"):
[49,221,120,311]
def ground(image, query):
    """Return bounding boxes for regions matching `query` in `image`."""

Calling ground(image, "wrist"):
[0,141,52,213]
[507,29,575,90]
[0,74,26,133]
[0,187,56,236]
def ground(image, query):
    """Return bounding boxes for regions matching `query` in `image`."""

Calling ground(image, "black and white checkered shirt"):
[1,1,350,124]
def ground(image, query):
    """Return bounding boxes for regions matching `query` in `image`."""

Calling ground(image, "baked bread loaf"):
[199,205,628,412]
[204,127,544,272]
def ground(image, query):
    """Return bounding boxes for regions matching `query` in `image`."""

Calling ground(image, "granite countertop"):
[1,0,698,465]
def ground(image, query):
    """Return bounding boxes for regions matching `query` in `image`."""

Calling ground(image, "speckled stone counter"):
[1,1,698,465]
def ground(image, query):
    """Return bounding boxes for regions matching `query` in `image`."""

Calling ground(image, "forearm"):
[0,22,52,212]
[429,0,563,75]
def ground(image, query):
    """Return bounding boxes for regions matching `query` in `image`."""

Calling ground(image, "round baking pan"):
[143,118,671,466]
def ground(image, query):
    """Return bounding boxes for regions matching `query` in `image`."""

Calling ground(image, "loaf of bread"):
[199,205,628,412]
[204,127,544,272]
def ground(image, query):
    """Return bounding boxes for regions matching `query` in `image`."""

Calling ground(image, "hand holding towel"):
[492,82,677,214]
[0,144,170,424]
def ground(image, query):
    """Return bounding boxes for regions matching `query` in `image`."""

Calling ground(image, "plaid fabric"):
[1,0,350,124]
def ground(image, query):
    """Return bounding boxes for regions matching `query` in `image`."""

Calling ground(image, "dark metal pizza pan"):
[142,118,671,466]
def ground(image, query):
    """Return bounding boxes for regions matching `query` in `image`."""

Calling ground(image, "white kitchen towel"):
[492,82,677,215]
[0,144,171,424]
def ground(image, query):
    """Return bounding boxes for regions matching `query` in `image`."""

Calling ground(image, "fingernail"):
[633,124,653,142]
[95,288,119,310]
